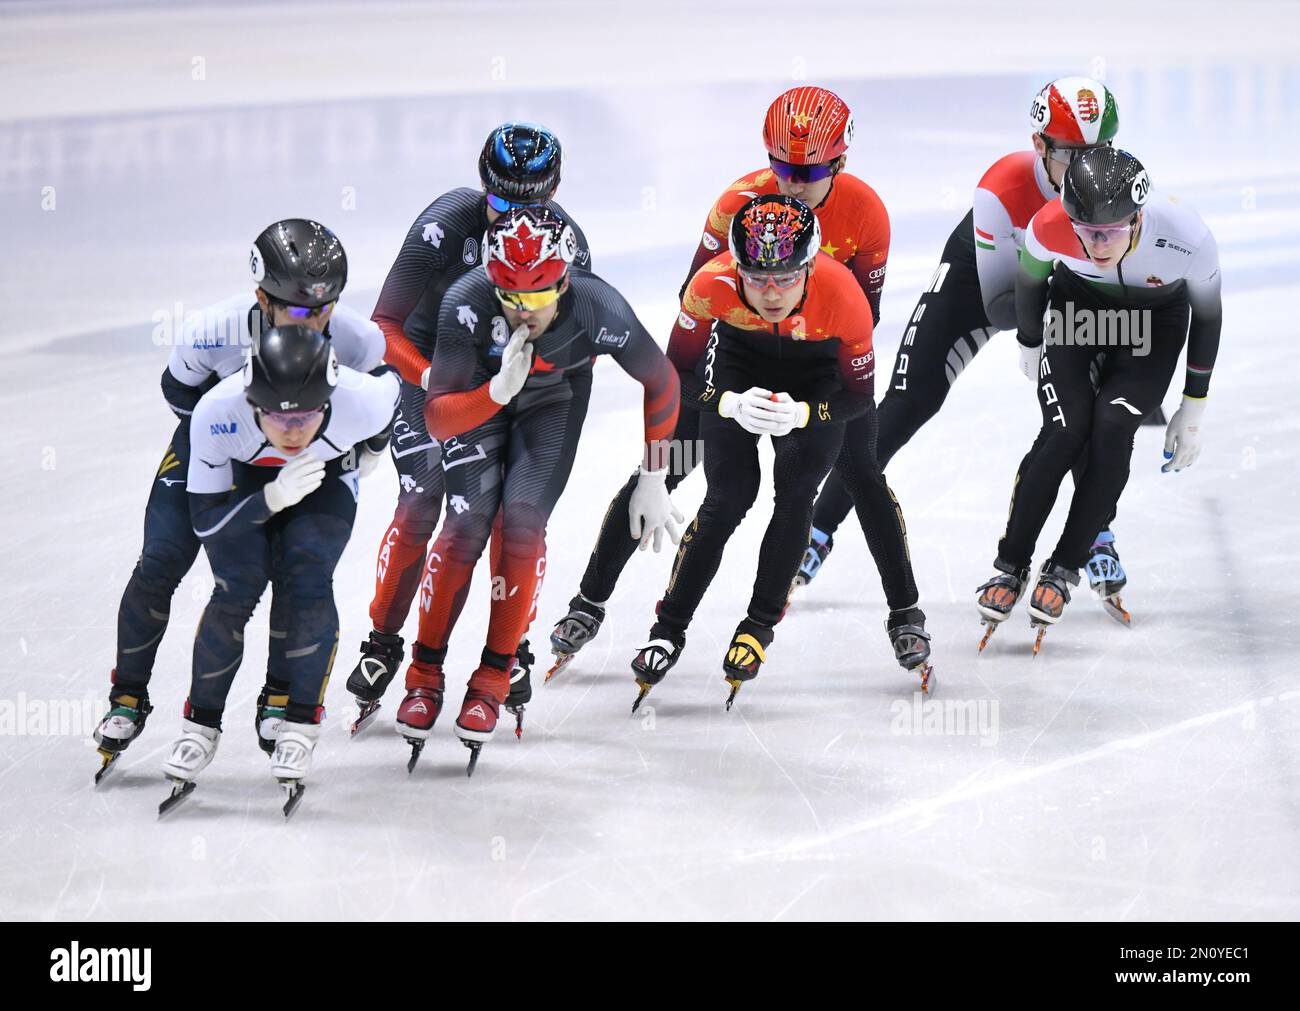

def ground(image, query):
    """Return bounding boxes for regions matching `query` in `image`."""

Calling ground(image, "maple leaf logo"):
[503,220,545,268]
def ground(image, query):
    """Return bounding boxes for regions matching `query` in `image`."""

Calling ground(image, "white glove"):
[718,386,784,435]
[420,366,430,392]
[1018,341,1042,382]
[358,446,385,479]
[1162,396,1206,472]
[264,450,325,513]
[628,466,685,553]
[765,392,811,437]
[488,324,533,405]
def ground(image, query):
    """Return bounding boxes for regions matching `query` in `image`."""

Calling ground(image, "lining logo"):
[1110,397,1142,416]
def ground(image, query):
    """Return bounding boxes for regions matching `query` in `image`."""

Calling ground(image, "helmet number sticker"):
[1131,170,1150,205]
[1030,95,1049,127]
[249,245,265,282]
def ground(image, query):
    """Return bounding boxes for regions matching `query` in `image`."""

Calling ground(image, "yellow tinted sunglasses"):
[494,286,561,311]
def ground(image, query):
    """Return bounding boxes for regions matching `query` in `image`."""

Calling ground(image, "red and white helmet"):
[762,86,854,165]
[482,207,577,291]
[1030,77,1119,146]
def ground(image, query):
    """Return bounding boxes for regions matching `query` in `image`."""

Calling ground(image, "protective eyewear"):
[486,192,542,213]
[281,300,335,320]
[257,406,325,432]
[738,267,805,291]
[768,156,836,183]
[494,286,562,311]
[1071,219,1133,245]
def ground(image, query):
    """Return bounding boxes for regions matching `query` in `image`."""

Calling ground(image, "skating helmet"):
[250,219,347,308]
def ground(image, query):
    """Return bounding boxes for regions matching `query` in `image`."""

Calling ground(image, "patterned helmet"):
[762,86,854,164]
[482,207,577,291]
[1062,148,1150,225]
[1030,77,1119,146]
[728,195,822,273]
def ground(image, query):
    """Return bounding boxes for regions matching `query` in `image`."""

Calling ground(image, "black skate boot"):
[92,682,153,784]
[254,684,289,756]
[722,617,775,710]
[1027,559,1080,656]
[546,594,606,682]
[976,558,1031,652]
[504,639,534,739]
[346,630,404,736]
[630,621,685,713]
[1086,530,1130,625]
[887,606,934,695]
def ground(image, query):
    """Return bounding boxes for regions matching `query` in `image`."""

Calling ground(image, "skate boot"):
[159,719,220,817]
[1027,559,1080,656]
[270,720,321,819]
[395,651,444,774]
[630,621,685,713]
[887,606,935,695]
[254,684,289,756]
[1086,530,1130,626]
[504,640,534,739]
[92,683,153,784]
[546,594,606,681]
[346,630,405,735]
[976,559,1031,652]
[722,618,774,710]
[455,666,507,777]
[792,527,834,592]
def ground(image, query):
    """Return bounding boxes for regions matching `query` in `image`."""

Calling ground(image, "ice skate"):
[158,719,220,817]
[346,630,405,735]
[976,561,1031,652]
[1027,560,1080,656]
[394,658,444,773]
[454,681,501,777]
[504,640,534,739]
[254,685,288,756]
[270,720,321,819]
[722,618,774,710]
[887,606,935,694]
[546,594,606,682]
[630,623,685,713]
[791,527,833,594]
[92,686,153,785]
[1086,530,1131,626]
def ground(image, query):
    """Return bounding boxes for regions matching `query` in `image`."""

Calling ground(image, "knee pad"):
[136,535,197,592]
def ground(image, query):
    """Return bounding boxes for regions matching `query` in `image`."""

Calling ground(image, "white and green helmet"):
[1029,76,1119,147]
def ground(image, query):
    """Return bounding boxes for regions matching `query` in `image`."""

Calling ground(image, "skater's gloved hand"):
[358,446,385,479]
[488,324,533,405]
[765,392,811,437]
[1162,395,1206,472]
[420,366,431,392]
[264,450,325,513]
[628,465,685,553]
[718,387,783,435]
[1018,340,1042,382]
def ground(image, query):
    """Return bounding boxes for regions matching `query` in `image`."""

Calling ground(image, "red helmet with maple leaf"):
[762,86,854,165]
[482,207,577,291]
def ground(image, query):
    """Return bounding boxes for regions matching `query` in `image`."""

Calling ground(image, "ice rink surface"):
[2,0,1298,920]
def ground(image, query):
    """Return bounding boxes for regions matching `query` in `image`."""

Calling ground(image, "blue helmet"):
[478,122,562,203]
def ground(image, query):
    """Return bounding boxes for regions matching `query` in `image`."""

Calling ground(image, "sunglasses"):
[280,301,335,320]
[768,156,836,183]
[256,406,325,432]
[738,267,805,291]
[1071,219,1133,245]
[494,286,562,311]
[486,192,544,213]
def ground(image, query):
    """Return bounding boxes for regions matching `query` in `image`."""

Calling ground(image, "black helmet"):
[1061,148,1150,225]
[243,324,339,412]
[728,194,822,273]
[251,219,348,307]
[478,122,562,202]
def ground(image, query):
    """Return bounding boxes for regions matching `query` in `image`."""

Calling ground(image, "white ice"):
[2,0,1298,921]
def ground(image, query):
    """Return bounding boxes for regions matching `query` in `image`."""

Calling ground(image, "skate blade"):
[350,701,381,737]
[504,704,525,740]
[463,740,483,778]
[1102,595,1132,626]
[977,620,1000,653]
[94,749,121,786]
[915,662,935,695]
[631,681,653,714]
[543,652,573,683]
[279,780,306,819]
[724,678,742,711]
[157,779,196,818]
[405,739,425,775]
[1031,622,1049,657]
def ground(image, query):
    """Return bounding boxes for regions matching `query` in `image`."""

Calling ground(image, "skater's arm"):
[1183,232,1223,400]
[848,182,890,326]
[372,202,449,386]
[972,186,1021,332]
[667,276,719,406]
[1014,252,1054,347]
[185,398,273,539]
[328,303,388,374]
[423,302,498,441]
